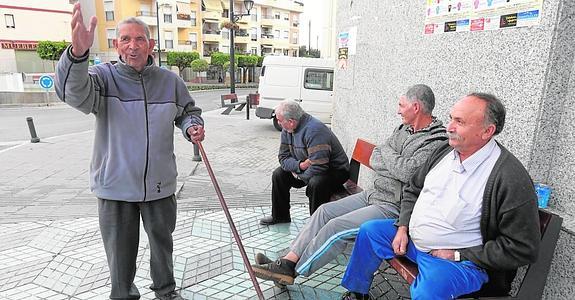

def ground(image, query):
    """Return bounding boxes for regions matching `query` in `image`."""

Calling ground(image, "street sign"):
[39,75,54,89]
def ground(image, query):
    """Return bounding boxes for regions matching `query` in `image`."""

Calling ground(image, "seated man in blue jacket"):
[260,100,350,225]
[340,93,540,300]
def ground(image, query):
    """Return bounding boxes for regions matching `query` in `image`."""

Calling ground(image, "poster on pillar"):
[423,0,543,35]
[337,27,357,70]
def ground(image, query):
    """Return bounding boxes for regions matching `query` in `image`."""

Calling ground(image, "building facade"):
[332,0,575,298]
[0,0,303,74]
[87,0,304,65]
[0,0,73,73]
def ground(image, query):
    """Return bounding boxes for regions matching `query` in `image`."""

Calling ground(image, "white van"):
[255,56,334,130]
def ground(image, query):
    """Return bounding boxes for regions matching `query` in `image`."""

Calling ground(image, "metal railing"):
[136,11,156,17]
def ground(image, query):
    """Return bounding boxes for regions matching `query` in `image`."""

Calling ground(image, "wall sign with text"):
[423,0,543,34]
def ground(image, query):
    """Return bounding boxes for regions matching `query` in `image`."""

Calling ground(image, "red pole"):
[196,142,265,300]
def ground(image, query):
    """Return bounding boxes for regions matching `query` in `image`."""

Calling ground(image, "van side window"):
[304,69,334,91]
[261,66,266,76]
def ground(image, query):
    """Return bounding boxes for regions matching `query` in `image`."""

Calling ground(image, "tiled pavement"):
[0,108,409,299]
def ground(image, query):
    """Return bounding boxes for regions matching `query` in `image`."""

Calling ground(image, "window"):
[106,29,116,48]
[222,29,230,40]
[190,11,196,26]
[291,32,298,44]
[274,12,280,19]
[189,33,197,50]
[104,1,114,21]
[164,31,173,49]
[251,12,257,22]
[5,14,15,28]
[282,30,289,39]
[251,27,257,41]
[282,13,289,21]
[251,47,257,55]
[274,30,280,39]
[304,69,334,91]
[222,9,229,18]
[163,5,172,23]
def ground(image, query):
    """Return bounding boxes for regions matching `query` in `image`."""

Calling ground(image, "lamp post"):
[229,0,254,94]
[156,1,162,66]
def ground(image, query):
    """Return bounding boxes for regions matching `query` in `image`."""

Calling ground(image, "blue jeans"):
[341,219,488,299]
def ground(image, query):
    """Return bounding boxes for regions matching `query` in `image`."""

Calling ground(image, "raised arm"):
[70,2,97,57]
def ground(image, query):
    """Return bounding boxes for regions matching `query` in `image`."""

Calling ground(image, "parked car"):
[255,56,334,130]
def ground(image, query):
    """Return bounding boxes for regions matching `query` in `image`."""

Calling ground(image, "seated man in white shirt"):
[339,93,541,300]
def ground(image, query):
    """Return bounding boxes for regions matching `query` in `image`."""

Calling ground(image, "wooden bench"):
[332,138,563,299]
[329,138,375,201]
[220,93,247,115]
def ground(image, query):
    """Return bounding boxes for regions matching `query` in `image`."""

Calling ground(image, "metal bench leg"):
[221,106,234,115]
[235,103,247,111]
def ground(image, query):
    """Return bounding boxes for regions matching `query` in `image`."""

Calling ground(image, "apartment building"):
[0,0,73,73]
[87,0,303,65]
[0,0,303,73]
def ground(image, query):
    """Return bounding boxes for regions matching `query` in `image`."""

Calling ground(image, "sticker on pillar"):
[500,13,518,28]
[444,21,457,32]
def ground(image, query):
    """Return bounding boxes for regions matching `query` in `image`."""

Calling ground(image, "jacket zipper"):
[140,74,150,201]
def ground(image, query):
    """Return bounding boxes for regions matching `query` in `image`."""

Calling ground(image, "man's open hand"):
[70,2,97,57]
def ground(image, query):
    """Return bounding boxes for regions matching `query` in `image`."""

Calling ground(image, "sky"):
[300,0,326,49]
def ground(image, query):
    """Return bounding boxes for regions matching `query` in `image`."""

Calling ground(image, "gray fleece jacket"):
[368,118,447,207]
[55,46,203,202]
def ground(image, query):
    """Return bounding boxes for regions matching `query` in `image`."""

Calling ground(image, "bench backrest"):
[349,138,375,184]
[221,93,238,103]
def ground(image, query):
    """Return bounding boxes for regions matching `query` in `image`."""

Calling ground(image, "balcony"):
[203,31,222,43]
[176,13,191,27]
[261,15,274,27]
[136,11,157,26]
[178,40,198,50]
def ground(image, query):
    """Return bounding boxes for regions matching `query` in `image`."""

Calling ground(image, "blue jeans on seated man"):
[341,219,489,300]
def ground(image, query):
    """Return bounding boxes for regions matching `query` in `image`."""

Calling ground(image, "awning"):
[204,0,222,11]
[176,2,191,14]
[203,18,220,23]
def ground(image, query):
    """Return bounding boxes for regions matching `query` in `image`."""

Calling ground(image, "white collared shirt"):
[409,139,501,252]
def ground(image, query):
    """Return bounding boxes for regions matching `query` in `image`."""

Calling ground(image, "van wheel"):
[272,117,282,131]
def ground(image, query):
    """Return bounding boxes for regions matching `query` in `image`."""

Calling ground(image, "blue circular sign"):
[39,75,54,89]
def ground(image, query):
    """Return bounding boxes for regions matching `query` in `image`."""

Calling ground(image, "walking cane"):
[196,142,265,300]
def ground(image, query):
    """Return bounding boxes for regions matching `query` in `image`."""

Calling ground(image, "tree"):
[210,52,230,82]
[298,45,307,57]
[37,41,69,69]
[190,59,209,83]
[237,54,259,83]
[166,51,200,77]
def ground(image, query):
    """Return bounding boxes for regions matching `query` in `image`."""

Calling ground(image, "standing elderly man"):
[54,3,204,300]
[252,84,447,287]
[259,100,350,225]
[340,93,540,300]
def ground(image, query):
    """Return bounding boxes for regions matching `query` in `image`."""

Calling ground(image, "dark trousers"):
[271,167,349,220]
[98,195,177,300]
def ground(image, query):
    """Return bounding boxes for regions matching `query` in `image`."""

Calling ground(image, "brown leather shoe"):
[259,216,291,225]
[252,258,296,285]
[255,253,274,265]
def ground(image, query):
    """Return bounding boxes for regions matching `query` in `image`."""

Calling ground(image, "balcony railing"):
[136,11,156,17]
[177,14,190,20]
[178,40,198,50]
[261,33,274,39]
[203,30,221,35]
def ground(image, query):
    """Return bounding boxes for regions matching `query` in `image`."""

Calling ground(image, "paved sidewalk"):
[0,108,407,299]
